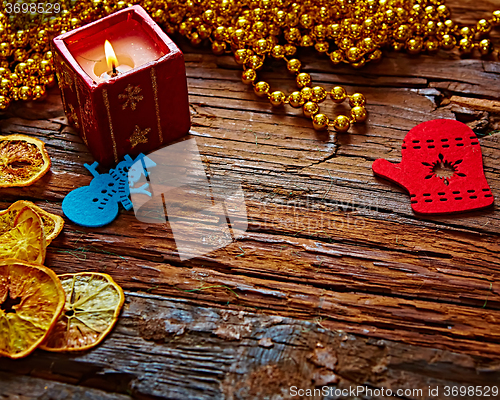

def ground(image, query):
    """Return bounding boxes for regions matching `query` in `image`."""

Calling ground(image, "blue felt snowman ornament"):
[62,154,156,227]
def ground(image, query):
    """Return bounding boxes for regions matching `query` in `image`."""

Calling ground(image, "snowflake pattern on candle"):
[129,125,150,148]
[118,84,144,111]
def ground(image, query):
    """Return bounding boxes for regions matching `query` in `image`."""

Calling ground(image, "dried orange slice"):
[0,259,65,359]
[0,134,51,188]
[41,273,125,352]
[0,207,46,264]
[0,200,64,245]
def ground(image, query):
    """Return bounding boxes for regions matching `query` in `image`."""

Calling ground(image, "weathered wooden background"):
[1,0,500,398]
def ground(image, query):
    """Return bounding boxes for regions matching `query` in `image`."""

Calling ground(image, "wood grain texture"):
[1,0,500,398]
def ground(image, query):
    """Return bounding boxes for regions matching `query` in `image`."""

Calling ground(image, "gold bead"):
[285,12,298,27]
[213,26,226,41]
[246,55,264,70]
[444,19,455,31]
[348,23,362,39]
[441,34,456,51]
[296,72,311,88]
[203,10,216,24]
[339,37,354,51]
[392,41,405,52]
[19,86,33,101]
[242,69,257,85]
[436,22,447,36]
[10,87,19,102]
[254,81,270,97]
[330,86,347,103]
[425,21,437,36]
[311,86,327,103]
[288,91,304,108]
[212,41,226,55]
[33,85,46,100]
[0,93,9,109]
[300,13,313,29]
[351,106,367,123]
[314,24,327,40]
[407,38,423,55]
[274,10,287,26]
[349,93,366,107]
[285,27,300,42]
[384,9,397,25]
[232,29,246,46]
[0,42,11,58]
[301,86,313,101]
[460,27,474,37]
[13,49,28,63]
[253,8,265,22]
[424,5,436,18]
[459,37,474,54]
[317,7,329,22]
[284,44,296,56]
[269,90,286,107]
[253,38,270,55]
[0,78,10,96]
[413,23,426,36]
[492,10,500,26]
[314,42,329,53]
[478,39,493,56]
[346,47,363,63]
[477,19,491,34]
[329,50,344,65]
[9,73,20,86]
[69,18,80,28]
[333,115,351,133]
[179,22,191,36]
[437,5,450,19]
[300,35,314,47]
[271,45,285,58]
[153,9,165,21]
[190,32,202,46]
[426,39,439,53]
[287,58,301,73]
[363,18,376,34]
[14,30,28,47]
[326,23,341,39]
[198,25,211,40]
[15,62,29,76]
[312,113,329,131]
[236,18,250,30]
[235,49,251,65]
[303,101,319,118]
[360,37,377,53]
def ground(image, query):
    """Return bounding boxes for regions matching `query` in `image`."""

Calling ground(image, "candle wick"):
[112,63,117,77]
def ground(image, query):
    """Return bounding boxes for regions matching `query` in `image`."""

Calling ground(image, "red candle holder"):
[52,5,190,166]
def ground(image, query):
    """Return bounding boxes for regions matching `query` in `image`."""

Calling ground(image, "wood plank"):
[1,0,500,398]
[0,372,132,400]
[2,293,500,400]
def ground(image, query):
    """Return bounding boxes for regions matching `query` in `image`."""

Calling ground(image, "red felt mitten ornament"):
[372,119,494,214]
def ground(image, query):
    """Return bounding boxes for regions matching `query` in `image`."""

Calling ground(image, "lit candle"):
[98,40,133,80]
[65,14,166,83]
[52,5,191,167]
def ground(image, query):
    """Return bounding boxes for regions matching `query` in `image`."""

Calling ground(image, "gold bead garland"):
[0,0,499,134]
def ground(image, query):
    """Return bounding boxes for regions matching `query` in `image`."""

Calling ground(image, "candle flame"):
[104,40,118,72]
